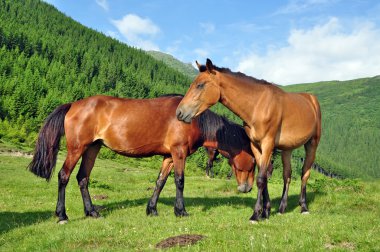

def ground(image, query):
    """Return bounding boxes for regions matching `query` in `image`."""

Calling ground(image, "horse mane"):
[200,64,273,85]
[196,110,250,149]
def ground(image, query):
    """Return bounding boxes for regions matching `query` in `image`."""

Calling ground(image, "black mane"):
[196,110,250,150]
[157,93,184,97]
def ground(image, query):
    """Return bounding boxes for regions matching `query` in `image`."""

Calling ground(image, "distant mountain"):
[147,51,198,80]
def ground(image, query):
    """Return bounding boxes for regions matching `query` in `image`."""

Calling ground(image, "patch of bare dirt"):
[155,234,205,249]
[325,241,355,250]
[0,150,32,158]
[92,194,108,200]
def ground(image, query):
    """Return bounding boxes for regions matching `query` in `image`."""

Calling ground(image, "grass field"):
[0,152,379,251]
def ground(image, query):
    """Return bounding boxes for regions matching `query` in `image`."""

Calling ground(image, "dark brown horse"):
[28,94,255,223]
[197,112,256,192]
[177,59,322,222]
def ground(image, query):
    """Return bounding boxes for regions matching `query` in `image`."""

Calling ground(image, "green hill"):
[283,76,380,179]
[147,51,198,79]
[0,0,191,143]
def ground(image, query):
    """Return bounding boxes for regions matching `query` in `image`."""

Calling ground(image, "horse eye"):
[196,83,205,89]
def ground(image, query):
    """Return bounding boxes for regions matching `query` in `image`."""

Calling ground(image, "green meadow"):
[1,150,379,251]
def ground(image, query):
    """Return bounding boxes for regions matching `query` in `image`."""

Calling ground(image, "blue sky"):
[42,0,380,85]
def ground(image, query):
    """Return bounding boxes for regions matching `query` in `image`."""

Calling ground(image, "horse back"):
[63,95,200,156]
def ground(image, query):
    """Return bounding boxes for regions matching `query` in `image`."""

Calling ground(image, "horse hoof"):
[90,211,100,218]
[58,220,68,225]
[301,211,310,215]
[250,220,259,225]
[174,209,189,217]
[146,208,158,216]
[86,210,100,218]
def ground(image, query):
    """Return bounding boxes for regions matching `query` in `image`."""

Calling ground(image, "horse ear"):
[206,58,216,74]
[196,60,202,70]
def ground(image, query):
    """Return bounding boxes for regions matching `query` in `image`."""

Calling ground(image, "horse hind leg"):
[279,150,292,214]
[76,142,101,218]
[299,137,319,213]
[56,146,84,223]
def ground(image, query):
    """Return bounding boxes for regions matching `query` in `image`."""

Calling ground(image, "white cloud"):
[95,0,109,11]
[237,18,380,85]
[111,14,160,51]
[200,22,215,34]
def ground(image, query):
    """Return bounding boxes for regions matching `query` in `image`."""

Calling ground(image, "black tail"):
[28,103,72,181]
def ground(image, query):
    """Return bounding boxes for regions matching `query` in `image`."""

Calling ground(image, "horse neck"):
[218,73,267,123]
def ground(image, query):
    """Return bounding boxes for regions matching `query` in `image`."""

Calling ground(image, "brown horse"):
[177,59,322,222]
[28,94,255,223]
[197,112,256,192]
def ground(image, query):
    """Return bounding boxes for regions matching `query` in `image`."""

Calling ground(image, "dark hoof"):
[55,211,68,222]
[174,207,189,217]
[301,205,309,214]
[146,206,158,216]
[278,204,286,214]
[249,212,261,222]
[87,210,100,218]
[56,214,68,224]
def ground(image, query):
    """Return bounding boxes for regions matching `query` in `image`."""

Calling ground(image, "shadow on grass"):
[100,191,322,217]
[0,211,52,234]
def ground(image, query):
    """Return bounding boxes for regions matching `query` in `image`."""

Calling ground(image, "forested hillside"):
[0,0,191,143]
[284,77,380,179]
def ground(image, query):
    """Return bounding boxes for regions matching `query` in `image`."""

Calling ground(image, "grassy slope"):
[1,153,379,251]
[282,76,380,179]
[147,50,198,79]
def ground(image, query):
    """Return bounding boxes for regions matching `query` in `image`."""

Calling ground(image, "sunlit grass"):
[0,154,379,251]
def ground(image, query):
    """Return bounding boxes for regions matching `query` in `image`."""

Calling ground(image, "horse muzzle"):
[176,106,194,124]
[237,183,252,193]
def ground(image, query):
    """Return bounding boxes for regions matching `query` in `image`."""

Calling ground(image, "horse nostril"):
[176,108,182,119]
[246,186,252,193]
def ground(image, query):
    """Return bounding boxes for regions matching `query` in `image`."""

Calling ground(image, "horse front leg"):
[249,141,273,222]
[172,147,188,217]
[146,156,173,216]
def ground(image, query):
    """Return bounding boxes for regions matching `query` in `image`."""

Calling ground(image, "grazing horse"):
[28,94,255,223]
[176,59,322,222]
[197,111,256,192]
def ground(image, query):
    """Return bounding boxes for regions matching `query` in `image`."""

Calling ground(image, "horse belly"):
[99,118,170,157]
[276,130,313,150]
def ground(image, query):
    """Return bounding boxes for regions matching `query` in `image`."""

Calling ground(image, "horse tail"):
[28,103,72,181]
